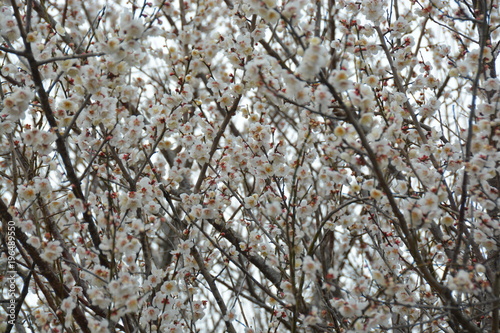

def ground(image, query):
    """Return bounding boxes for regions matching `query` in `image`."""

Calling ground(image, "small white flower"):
[55,23,66,35]
[266,201,282,216]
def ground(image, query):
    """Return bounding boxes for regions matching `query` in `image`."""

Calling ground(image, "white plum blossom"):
[0,6,20,40]
[361,0,385,22]
[41,241,63,263]
[2,87,33,121]
[296,38,328,80]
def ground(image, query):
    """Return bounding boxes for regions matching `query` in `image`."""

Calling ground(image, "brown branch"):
[320,73,483,333]
[191,248,237,333]
[31,0,84,54]
[0,45,26,56]
[35,52,104,66]
[193,95,241,193]
[20,4,109,269]
[210,220,282,288]
[0,198,91,333]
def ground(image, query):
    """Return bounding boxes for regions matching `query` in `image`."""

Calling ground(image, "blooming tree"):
[0,0,499,332]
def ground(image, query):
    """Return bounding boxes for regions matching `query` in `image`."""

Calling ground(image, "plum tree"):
[0,0,499,332]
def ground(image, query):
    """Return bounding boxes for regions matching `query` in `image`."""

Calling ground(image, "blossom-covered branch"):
[0,0,499,332]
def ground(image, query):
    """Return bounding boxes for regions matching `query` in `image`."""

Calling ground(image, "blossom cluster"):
[0,0,499,332]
